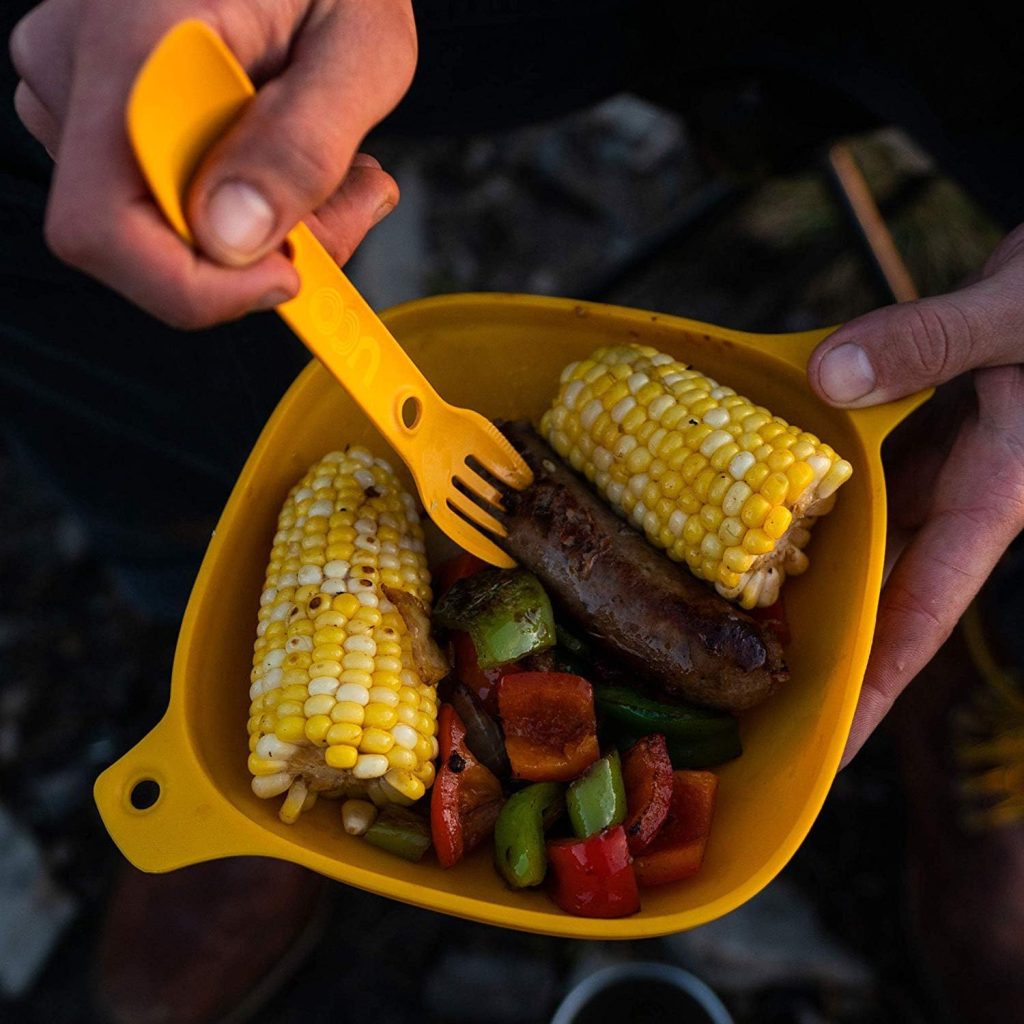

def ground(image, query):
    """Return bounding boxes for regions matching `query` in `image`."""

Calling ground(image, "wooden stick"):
[828,143,919,303]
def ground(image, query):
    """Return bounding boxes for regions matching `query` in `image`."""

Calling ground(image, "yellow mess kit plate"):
[94,293,927,939]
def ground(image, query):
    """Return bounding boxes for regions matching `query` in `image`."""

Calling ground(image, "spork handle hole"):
[401,395,422,430]
[129,778,161,811]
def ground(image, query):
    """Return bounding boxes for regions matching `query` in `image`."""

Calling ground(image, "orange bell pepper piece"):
[633,770,717,887]
[498,672,600,782]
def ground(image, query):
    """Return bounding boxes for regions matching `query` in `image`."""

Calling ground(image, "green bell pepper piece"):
[493,782,564,887]
[566,749,627,838]
[596,686,742,768]
[434,569,556,668]
[363,807,432,862]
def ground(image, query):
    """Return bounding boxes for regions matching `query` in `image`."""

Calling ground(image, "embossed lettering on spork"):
[308,285,380,388]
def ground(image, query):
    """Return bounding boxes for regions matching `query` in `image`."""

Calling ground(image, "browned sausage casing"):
[496,422,788,711]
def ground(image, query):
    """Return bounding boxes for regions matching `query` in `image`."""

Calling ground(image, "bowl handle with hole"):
[94,714,273,871]
[746,326,933,444]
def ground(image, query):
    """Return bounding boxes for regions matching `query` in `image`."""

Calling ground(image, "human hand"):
[10,0,416,327]
[807,226,1024,764]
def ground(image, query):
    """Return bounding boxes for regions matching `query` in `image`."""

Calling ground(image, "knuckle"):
[883,581,952,651]
[9,13,36,80]
[43,204,98,269]
[388,11,418,90]
[888,301,967,381]
[155,286,220,332]
[280,131,347,205]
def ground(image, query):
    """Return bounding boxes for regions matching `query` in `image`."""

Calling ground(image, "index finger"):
[843,366,1024,764]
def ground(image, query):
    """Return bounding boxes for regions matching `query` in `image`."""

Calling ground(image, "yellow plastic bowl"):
[94,293,927,939]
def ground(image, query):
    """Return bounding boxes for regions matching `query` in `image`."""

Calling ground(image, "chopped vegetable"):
[546,826,640,918]
[430,705,505,868]
[634,770,717,886]
[448,681,511,781]
[493,782,564,888]
[541,344,853,608]
[363,806,433,862]
[566,750,626,838]
[596,686,742,768]
[383,585,450,686]
[451,629,519,716]
[434,569,556,668]
[434,552,488,598]
[246,447,438,822]
[621,734,673,853]
[499,672,600,782]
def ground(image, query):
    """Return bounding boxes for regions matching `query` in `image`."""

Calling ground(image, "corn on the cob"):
[540,344,853,609]
[247,447,441,822]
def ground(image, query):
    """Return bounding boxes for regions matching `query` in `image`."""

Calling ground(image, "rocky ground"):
[0,94,1004,1022]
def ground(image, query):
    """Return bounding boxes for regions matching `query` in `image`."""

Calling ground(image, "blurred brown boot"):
[97,858,329,1024]
[895,542,1024,1024]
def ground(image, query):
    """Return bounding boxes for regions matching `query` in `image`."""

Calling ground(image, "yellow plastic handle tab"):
[93,715,272,870]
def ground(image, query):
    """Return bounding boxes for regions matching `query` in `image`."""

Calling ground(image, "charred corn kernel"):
[247,447,441,820]
[542,344,853,607]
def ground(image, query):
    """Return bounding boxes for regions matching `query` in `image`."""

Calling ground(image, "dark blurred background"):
[0,26,1007,1024]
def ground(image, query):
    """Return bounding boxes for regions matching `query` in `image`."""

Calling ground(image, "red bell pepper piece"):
[498,672,600,782]
[621,734,674,853]
[634,770,717,887]
[452,629,519,717]
[430,704,505,868]
[546,825,640,918]
[433,552,488,599]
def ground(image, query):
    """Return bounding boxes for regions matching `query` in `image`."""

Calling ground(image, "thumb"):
[808,231,1024,407]
[185,6,415,266]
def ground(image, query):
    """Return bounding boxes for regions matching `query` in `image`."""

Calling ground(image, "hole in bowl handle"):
[93,715,270,872]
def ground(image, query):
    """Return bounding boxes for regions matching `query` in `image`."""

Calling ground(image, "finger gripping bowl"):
[95,294,927,939]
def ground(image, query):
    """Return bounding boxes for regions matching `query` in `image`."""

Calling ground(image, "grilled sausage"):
[496,422,788,711]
